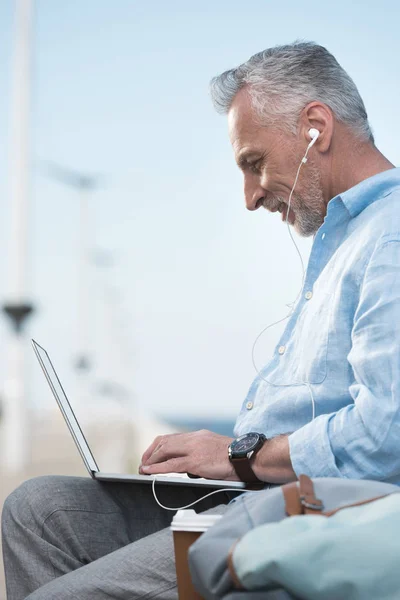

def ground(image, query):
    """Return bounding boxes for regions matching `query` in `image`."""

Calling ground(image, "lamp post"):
[1,0,35,473]
[43,163,102,374]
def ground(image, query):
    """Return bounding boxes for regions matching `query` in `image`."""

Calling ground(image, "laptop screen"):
[32,340,99,474]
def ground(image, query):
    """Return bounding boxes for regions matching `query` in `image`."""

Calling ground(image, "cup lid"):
[170,509,223,532]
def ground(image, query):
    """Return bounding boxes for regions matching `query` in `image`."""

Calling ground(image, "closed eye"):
[249,161,262,175]
[237,152,263,173]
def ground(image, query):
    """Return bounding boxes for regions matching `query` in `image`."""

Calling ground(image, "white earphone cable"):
[151,132,319,511]
[251,131,319,422]
[151,476,250,511]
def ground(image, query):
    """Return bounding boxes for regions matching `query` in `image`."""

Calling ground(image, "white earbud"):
[307,128,320,149]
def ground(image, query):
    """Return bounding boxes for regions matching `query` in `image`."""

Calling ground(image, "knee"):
[2,475,68,536]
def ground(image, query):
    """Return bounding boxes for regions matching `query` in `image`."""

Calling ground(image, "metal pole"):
[41,166,101,373]
[1,0,35,473]
[8,0,31,301]
[76,187,91,371]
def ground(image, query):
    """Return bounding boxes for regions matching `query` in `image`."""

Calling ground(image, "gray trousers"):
[1,475,234,600]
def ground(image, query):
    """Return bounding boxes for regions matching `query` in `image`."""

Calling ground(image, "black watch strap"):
[230,456,263,485]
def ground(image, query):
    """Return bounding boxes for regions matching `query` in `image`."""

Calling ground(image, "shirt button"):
[305,291,313,300]
[321,233,326,240]
[278,345,286,355]
[246,401,253,410]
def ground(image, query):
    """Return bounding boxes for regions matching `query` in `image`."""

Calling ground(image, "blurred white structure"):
[43,164,102,373]
[0,0,180,476]
[1,0,35,473]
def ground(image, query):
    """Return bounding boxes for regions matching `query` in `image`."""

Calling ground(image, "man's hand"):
[139,429,240,481]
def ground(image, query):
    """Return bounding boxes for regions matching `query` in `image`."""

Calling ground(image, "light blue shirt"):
[234,167,400,483]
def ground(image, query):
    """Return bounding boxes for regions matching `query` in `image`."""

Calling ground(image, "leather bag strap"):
[282,482,303,516]
[299,474,324,514]
[282,475,396,518]
[282,475,324,516]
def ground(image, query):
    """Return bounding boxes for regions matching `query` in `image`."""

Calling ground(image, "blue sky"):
[0,0,399,420]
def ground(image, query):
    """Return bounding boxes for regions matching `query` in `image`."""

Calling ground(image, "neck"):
[326,134,395,203]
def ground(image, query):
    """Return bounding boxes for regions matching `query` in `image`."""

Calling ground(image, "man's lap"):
[2,475,231,600]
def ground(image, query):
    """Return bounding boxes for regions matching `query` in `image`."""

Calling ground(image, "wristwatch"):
[228,432,266,484]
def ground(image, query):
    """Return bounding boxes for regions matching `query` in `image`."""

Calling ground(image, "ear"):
[299,101,334,153]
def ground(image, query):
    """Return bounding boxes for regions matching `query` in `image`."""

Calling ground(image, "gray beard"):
[292,192,326,237]
[263,162,326,237]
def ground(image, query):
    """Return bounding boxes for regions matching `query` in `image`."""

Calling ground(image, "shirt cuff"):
[288,414,342,479]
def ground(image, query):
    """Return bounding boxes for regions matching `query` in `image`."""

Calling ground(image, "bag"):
[188,475,400,600]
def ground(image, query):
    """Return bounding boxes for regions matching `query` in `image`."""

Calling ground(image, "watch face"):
[231,432,260,456]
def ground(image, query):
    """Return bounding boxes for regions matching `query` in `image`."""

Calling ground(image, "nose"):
[244,174,265,211]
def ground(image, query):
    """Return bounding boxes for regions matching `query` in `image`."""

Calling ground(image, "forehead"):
[228,88,267,154]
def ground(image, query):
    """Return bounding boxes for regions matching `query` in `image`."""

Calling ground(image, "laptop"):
[32,339,245,490]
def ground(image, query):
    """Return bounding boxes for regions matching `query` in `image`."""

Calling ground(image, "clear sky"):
[0,0,399,421]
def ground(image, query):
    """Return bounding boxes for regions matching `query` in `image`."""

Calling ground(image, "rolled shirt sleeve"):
[289,236,400,480]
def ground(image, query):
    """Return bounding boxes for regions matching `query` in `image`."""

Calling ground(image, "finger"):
[144,436,188,467]
[141,433,177,466]
[141,458,188,475]
[140,437,162,467]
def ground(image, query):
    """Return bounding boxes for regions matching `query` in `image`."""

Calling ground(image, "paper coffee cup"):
[171,510,222,600]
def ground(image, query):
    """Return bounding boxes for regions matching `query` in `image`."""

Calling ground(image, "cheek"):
[259,173,268,188]
[260,164,288,193]
[259,167,272,189]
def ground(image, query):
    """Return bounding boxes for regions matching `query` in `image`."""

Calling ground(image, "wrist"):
[251,438,270,481]
[251,435,297,484]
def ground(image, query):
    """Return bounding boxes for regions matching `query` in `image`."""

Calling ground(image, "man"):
[2,40,399,599]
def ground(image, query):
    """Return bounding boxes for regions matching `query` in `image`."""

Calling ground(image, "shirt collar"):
[335,167,400,218]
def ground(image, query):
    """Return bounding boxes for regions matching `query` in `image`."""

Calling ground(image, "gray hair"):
[210,41,374,144]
